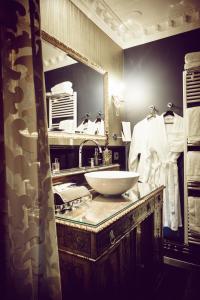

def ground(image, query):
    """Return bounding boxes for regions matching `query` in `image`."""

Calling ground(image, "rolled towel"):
[187,151,200,182]
[186,107,200,144]
[54,185,91,205]
[188,196,200,236]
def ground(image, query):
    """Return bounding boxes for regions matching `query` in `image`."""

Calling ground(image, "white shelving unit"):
[183,54,200,245]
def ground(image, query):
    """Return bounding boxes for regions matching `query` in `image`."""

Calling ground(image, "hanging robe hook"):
[167,102,173,109]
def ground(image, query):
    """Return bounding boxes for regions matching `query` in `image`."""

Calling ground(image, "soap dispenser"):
[102,131,112,166]
[94,148,99,166]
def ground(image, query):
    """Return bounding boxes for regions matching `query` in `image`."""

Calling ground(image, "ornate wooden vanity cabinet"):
[54,179,164,299]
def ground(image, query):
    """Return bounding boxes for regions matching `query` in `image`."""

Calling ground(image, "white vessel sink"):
[84,171,139,195]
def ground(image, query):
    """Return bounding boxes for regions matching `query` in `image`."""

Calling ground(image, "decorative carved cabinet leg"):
[153,195,163,264]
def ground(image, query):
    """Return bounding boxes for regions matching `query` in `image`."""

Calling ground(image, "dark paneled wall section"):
[124,28,200,127]
[124,28,200,241]
[50,146,126,171]
[45,62,104,126]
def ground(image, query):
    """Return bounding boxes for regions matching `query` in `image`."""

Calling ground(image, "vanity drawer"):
[94,197,155,258]
[56,223,92,257]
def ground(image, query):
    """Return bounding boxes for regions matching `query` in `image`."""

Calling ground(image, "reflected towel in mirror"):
[51,81,73,95]
[59,120,76,133]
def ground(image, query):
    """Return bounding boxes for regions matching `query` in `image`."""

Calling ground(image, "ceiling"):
[71,0,200,49]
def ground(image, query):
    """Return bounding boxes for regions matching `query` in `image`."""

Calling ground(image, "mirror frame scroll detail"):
[41,30,109,143]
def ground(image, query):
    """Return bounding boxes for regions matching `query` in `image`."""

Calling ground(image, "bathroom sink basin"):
[84,171,139,195]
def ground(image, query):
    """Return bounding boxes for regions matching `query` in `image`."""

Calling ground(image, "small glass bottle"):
[94,148,99,166]
[52,158,60,174]
[89,157,94,168]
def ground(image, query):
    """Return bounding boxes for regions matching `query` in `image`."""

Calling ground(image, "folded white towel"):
[187,151,200,181]
[184,62,200,70]
[185,51,200,63]
[188,196,200,236]
[186,107,200,144]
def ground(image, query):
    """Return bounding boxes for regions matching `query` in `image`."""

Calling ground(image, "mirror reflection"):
[42,40,105,136]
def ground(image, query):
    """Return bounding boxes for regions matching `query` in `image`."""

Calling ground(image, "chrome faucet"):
[79,139,102,168]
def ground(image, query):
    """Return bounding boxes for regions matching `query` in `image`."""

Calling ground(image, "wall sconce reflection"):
[112,95,124,116]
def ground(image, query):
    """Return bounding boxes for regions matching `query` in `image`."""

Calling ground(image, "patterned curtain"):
[0,1,62,299]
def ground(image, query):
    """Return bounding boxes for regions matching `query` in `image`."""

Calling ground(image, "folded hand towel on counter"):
[188,196,200,236]
[187,151,200,182]
[186,107,200,144]
[54,185,91,204]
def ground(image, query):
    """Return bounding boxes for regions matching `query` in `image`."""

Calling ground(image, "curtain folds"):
[0,1,61,299]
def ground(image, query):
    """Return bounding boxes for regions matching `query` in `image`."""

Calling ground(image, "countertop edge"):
[55,185,164,233]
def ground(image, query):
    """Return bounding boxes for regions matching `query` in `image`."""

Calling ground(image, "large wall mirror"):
[41,31,108,142]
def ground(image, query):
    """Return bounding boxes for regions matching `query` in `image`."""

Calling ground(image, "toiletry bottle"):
[89,157,94,168]
[94,148,99,166]
[102,131,112,165]
[103,147,112,166]
[52,158,60,174]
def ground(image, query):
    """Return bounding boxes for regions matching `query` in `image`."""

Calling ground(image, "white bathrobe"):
[128,116,159,182]
[146,113,184,230]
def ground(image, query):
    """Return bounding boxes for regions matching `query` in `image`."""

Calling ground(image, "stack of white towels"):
[186,107,200,145]
[184,51,200,70]
[188,196,200,236]
[187,151,200,182]
[186,102,200,237]
[51,81,73,95]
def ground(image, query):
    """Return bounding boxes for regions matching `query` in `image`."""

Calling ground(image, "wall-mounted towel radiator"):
[48,92,77,129]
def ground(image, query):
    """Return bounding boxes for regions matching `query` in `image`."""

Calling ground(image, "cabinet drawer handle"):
[109,230,116,245]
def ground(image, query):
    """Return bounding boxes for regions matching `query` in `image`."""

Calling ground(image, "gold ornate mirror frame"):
[41,30,109,144]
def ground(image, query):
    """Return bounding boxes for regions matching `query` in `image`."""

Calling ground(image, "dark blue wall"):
[124,28,200,240]
[50,145,126,170]
[124,28,200,128]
